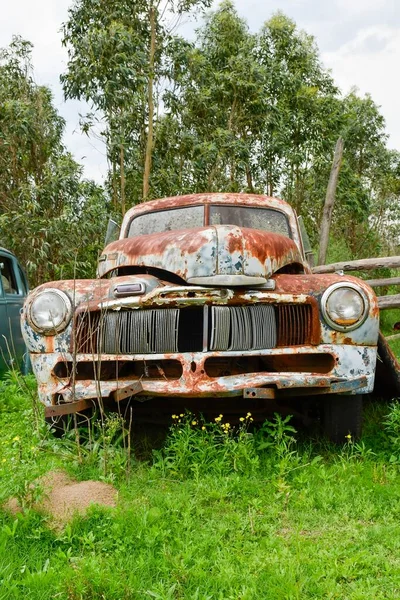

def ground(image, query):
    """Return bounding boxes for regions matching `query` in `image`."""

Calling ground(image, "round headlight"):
[321,283,369,331]
[29,289,72,334]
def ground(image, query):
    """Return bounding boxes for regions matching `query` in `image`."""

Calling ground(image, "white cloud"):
[335,0,387,16]
[323,25,400,149]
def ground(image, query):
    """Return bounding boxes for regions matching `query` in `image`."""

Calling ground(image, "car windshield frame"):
[127,203,292,239]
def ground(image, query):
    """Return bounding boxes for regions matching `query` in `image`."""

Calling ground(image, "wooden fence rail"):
[313,256,400,274]
[377,294,400,310]
[365,277,400,288]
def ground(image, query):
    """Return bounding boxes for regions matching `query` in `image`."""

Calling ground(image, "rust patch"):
[226,228,244,254]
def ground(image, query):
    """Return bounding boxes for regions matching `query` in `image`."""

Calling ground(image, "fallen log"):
[313,256,400,274]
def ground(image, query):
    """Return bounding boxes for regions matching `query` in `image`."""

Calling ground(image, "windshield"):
[128,205,204,237]
[128,204,290,237]
[209,205,291,237]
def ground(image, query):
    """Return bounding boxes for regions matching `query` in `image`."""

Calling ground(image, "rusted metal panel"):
[244,388,276,399]
[243,376,367,398]
[44,398,93,417]
[98,225,309,281]
[114,381,144,402]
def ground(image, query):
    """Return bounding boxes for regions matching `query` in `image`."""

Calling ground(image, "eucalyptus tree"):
[154,0,267,195]
[255,12,340,212]
[61,0,212,209]
[0,37,64,215]
[0,37,108,286]
[331,93,400,257]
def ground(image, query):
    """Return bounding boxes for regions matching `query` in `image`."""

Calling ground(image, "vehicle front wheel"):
[320,394,363,444]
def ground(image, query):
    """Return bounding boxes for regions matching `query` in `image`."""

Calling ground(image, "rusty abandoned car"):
[21,193,380,442]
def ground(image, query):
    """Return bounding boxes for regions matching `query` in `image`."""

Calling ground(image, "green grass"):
[1,375,400,599]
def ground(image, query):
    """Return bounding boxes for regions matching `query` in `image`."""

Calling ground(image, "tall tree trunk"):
[143,4,156,200]
[246,165,254,192]
[120,144,126,215]
[318,137,344,266]
[112,159,118,210]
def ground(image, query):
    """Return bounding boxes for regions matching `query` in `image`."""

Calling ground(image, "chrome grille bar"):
[210,305,277,351]
[99,309,179,354]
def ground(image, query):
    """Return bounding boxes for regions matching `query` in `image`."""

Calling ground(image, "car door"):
[0,251,28,374]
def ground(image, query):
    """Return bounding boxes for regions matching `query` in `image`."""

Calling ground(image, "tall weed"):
[153,413,259,479]
[383,400,400,462]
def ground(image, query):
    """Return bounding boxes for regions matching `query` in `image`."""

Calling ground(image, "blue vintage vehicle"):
[0,247,29,375]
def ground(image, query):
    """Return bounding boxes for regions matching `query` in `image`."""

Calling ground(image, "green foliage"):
[53,412,132,482]
[61,0,212,207]
[0,37,109,286]
[153,412,259,478]
[383,400,400,461]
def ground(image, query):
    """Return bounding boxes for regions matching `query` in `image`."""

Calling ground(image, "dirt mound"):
[4,470,118,528]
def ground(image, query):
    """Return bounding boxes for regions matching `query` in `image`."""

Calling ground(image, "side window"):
[297,216,315,267]
[0,258,19,295]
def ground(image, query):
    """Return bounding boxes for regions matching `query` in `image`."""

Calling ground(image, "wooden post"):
[120,143,125,215]
[317,137,344,266]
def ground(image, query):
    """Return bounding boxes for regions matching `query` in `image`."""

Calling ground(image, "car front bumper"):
[30,344,377,416]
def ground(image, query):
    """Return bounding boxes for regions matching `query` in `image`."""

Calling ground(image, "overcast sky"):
[1,0,399,183]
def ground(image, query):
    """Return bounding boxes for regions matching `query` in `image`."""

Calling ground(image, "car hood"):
[97,225,309,283]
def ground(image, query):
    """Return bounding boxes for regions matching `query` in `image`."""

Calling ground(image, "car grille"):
[73,303,313,355]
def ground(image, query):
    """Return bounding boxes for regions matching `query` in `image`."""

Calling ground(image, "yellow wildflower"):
[201,426,206,431]
[192,420,197,426]
[179,414,184,418]
[239,417,245,422]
